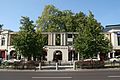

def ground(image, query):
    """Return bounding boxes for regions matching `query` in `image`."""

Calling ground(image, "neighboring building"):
[104,24,120,58]
[0,29,16,60]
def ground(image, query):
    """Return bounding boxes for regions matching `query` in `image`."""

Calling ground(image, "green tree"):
[74,11,112,59]
[13,16,44,61]
[36,5,59,32]
[0,24,3,30]
[36,5,112,59]
[36,5,75,32]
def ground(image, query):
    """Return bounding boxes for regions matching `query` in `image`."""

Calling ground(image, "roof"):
[106,24,120,28]
[103,24,120,32]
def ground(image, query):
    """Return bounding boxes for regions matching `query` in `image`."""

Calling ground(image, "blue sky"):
[0,0,120,31]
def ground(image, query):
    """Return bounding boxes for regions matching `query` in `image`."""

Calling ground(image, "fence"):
[0,60,76,70]
[36,61,76,70]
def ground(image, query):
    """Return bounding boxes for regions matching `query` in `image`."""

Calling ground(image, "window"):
[56,34,60,45]
[117,32,120,46]
[68,34,72,38]
[1,37,5,46]
[67,42,72,46]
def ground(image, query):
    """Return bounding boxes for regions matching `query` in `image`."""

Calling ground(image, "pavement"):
[0,69,120,80]
[0,62,120,72]
[0,67,120,72]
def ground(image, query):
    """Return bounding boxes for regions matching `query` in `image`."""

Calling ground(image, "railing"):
[0,61,76,70]
[36,62,76,70]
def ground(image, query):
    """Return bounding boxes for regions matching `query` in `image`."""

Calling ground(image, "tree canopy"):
[36,5,112,59]
[13,5,112,60]
[36,5,75,32]
[13,16,44,60]
[74,12,112,59]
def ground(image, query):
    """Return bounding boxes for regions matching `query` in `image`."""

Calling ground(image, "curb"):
[0,68,120,72]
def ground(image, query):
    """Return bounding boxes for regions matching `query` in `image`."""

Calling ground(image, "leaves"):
[13,17,44,60]
[74,11,112,59]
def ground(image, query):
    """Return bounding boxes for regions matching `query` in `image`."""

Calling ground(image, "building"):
[42,32,79,63]
[0,29,17,60]
[0,30,79,62]
[104,24,120,58]
[1,24,120,62]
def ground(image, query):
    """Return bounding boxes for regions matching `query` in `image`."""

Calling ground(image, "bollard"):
[39,62,41,70]
[56,62,58,70]
[73,61,76,70]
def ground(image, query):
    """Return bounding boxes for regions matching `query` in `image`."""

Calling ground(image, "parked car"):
[2,59,21,64]
[109,56,120,63]
[84,58,99,61]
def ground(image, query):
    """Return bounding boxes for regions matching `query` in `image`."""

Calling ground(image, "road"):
[0,69,120,80]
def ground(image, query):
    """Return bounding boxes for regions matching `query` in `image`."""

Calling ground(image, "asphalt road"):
[0,70,120,80]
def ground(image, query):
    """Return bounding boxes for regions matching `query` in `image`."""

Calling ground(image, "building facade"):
[104,24,120,58]
[1,24,120,62]
[0,29,16,60]
[42,32,79,62]
[0,30,79,62]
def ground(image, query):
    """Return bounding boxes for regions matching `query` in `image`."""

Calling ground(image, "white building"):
[104,24,120,58]
[1,24,120,61]
[0,29,16,60]
[42,32,79,63]
[0,30,79,62]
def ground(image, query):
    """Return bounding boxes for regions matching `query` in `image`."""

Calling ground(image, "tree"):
[0,24,3,30]
[13,16,44,61]
[36,5,75,32]
[36,5,112,59]
[74,11,112,59]
[36,5,59,32]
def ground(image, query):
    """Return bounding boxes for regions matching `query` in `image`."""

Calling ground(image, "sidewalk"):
[0,67,120,72]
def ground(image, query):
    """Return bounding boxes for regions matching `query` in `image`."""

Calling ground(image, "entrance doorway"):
[53,50,62,62]
[68,50,78,61]
[0,50,5,59]
[10,50,17,59]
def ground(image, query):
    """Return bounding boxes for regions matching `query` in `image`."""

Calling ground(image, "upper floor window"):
[117,32,120,46]
[68,34,72,38]
[1,37,5,46]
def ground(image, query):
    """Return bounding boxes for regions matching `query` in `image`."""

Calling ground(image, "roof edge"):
[106,24,120,27]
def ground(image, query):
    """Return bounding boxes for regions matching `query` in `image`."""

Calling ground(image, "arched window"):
[1,37,5,46]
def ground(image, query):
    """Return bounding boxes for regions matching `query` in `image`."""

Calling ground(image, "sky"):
[0,0,120,31]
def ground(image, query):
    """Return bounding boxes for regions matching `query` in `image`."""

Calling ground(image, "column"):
[53,33,56,45]
[97,53,100,60]
[108,52,111,58]
[112,51,115,58]
[48,34,50,45]
[63,33,66,45]
[48,33,53,45]
[51,33,53,45]
[60,33,63,45]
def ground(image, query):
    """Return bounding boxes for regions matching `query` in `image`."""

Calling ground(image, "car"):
[84,58,99,61]
[2,59,21,63]
[109,56,120,63]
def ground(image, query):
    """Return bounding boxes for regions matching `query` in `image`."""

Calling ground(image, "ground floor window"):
[68,50,78,61]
